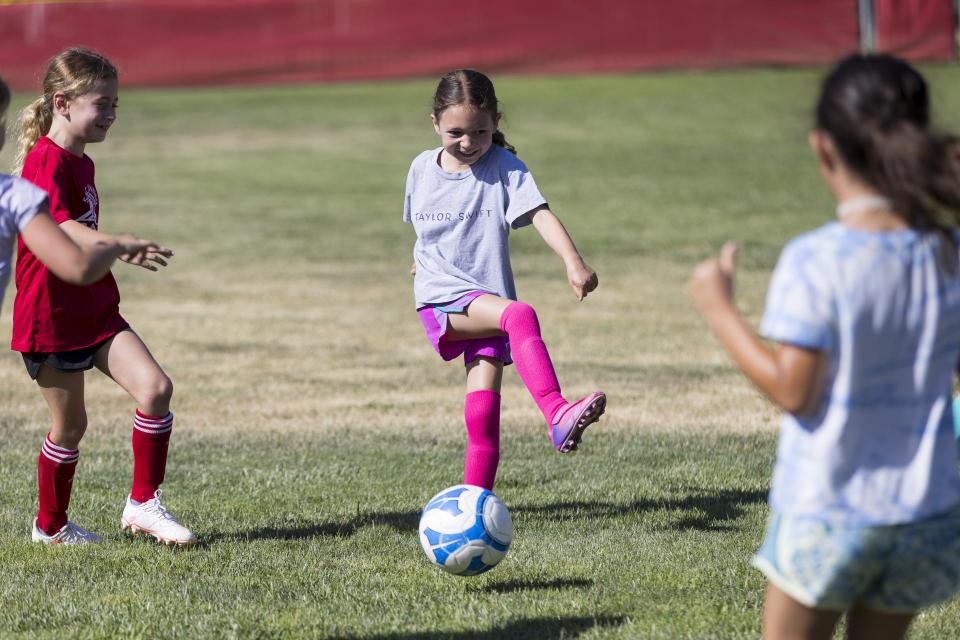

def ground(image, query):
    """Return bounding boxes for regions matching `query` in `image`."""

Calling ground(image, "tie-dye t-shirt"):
[0,174,46,311]
[761,222,960,525]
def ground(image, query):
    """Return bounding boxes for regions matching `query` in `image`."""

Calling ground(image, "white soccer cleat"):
[32,518,103,545]
[121,490,196,547]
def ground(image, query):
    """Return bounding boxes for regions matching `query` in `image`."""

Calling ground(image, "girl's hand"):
[116,235,174,272]
[410,262,417,276]
[689,241,737,315]
[566,259,599,301]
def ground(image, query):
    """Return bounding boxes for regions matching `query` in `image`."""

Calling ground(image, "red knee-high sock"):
[37,434,79,535]
[499,301,567,424]
[463,390,501,490]
[131,410,173,502]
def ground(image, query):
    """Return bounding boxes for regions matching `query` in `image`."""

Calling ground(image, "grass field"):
[2,66,960,639]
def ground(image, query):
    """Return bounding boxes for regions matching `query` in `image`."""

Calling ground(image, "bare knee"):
[50,413,88,449]
[136,374,174,414]
[465,356,504,393]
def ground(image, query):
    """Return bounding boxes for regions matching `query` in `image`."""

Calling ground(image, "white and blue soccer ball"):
[418,484,513,576]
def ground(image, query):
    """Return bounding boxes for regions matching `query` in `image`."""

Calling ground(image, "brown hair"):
[816,54,960,232]
[432,69,516,154]
[0,76,10,114]
[14,47,118,174]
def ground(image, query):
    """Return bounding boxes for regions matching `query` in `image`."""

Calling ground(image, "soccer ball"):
[418,484,513,576]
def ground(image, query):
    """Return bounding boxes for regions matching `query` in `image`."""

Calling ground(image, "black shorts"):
[21,333,121,381]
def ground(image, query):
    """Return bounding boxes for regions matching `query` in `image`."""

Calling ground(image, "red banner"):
[874,0,956,60]
[0,1,943,90]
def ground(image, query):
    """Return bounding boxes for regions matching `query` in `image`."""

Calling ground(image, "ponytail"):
[492,130,517,155]
[869,123,960,231]
[12,47,117,175]
[818,54,960,232]
[13,97,51,175]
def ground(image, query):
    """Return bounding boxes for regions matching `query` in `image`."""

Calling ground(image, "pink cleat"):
[550,391,606,453]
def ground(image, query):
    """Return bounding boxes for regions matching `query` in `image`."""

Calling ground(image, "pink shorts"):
[417,291,511,366]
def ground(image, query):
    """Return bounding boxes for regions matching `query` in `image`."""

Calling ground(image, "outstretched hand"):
[116,235,174,272]
[567,260,599,301]
[689,241,738,315]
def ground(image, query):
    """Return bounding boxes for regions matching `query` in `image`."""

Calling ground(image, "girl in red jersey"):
[13,48,194,546]
[1,76,162,335]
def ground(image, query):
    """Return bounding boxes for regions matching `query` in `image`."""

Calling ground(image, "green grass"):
[1,426,773,639]
[2,66,960,638]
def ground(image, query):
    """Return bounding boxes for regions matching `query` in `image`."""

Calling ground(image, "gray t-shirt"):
[403,145,547,307]
[0,174,47,312]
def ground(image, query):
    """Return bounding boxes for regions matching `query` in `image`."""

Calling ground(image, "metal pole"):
[858,0,876,52]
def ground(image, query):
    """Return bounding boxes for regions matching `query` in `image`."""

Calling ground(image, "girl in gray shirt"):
[404,69,606,491]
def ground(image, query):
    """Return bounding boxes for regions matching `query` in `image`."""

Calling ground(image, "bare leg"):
[846,605,914,640]
[449,295,567,425]
[448,293,603,451]
[93,329,172,414]
[94,329,174,503]
[37,367,87,449]
[466,355,504,393]
[446,294,512,339]
[763,582,843,640]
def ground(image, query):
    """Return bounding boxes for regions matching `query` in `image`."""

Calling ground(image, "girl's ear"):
[808,129,837,174]
[431,113,440,135]
[52,92,70,116]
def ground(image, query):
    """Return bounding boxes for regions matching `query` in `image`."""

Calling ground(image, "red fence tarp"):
[0,0,950,90]
[0,0,859,89]
[874,0,957,60]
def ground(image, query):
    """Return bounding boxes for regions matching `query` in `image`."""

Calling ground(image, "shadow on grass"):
[203,487,765,544]
[514,487,767,532]
[480,577,593,594]
[334,615,626,639]
[201,509,420,544]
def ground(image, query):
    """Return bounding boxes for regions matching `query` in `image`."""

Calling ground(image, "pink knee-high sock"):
[131,410,173,502]
[37,434,79,535]
[499,301,567,424]
[463,390,501,490]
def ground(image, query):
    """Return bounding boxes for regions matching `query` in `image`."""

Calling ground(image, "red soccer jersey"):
[12,136,126,353]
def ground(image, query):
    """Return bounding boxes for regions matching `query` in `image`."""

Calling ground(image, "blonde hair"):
[14,48,117,175]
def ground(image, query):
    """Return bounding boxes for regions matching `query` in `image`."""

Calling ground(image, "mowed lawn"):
[2,67,960,639]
